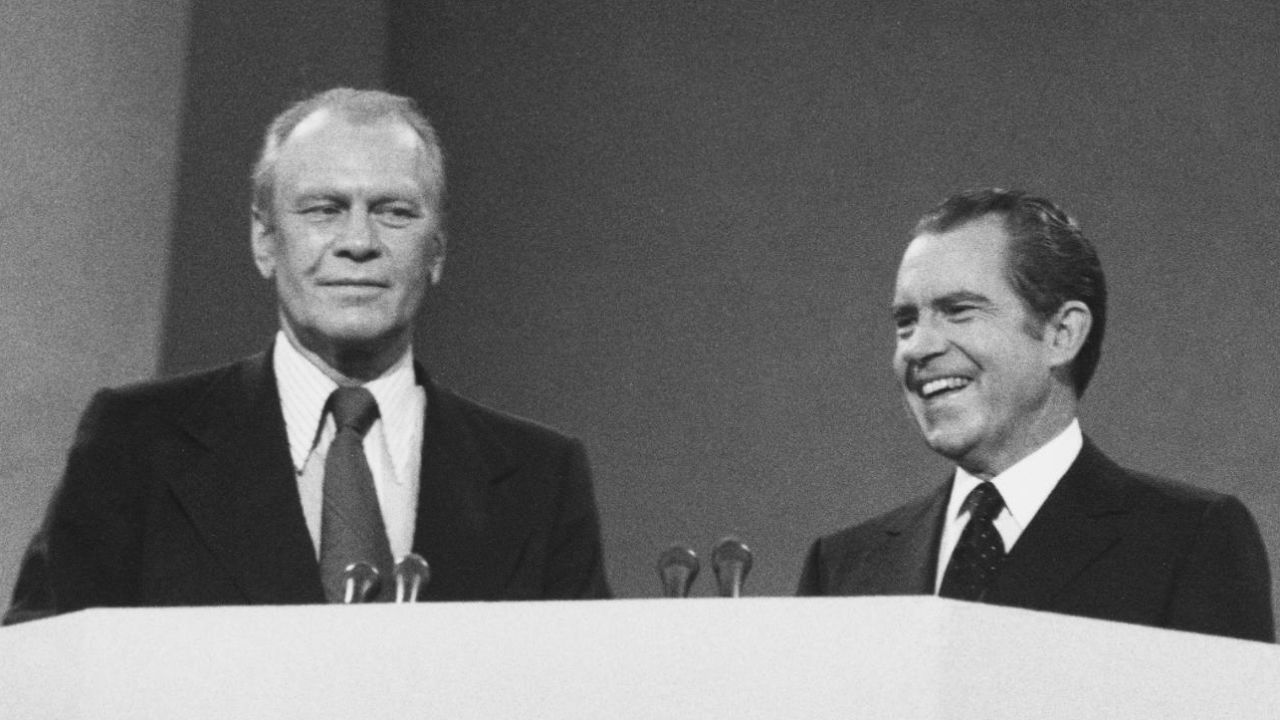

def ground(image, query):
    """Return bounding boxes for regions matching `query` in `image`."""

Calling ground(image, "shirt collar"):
[361,349,421,476]
[950,419,1083,528]
[272,331,420,471]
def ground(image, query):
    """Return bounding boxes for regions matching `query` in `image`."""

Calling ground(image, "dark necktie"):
[319,387,394,602]
[938,482,1006,601]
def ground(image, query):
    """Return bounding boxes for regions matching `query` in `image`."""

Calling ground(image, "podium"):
[2,596,1277,718]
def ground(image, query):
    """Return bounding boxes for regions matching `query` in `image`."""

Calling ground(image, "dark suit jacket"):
[5,352,610,623]
[798,440,1275,642]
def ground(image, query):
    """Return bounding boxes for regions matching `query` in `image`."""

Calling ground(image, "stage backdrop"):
[384,0,1280,602]
[6,0,1278,616]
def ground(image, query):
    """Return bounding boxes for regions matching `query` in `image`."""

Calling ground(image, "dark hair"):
[251,88,445,220]
[913,188,1107,396]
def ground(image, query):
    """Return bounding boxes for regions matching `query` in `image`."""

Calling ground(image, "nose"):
[896,315,947,366]
[333,208,380,260]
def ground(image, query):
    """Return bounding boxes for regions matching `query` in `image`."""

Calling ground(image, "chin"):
[918,423,977,463]
[310,319,401,351]
[321,307,399,335]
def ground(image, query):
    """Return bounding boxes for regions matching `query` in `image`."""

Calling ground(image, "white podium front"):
[2,596,1276,719]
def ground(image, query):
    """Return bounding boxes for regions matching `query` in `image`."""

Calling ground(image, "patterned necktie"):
[938,482,1006,601]
[319,387,393,602]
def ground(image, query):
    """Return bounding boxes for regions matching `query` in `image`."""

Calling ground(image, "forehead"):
[894,214,1016,301]
[273,110,430,197]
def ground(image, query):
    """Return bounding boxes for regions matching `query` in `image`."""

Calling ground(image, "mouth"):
[913,375,972,400]
[319,279,389,289]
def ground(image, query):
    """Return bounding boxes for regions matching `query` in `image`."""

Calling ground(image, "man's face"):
[891,215,1061,476]
[252,110,443,365]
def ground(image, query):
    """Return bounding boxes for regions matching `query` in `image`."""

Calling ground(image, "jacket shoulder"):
[429,384,581,453]
[1123,469,1234,508]
[1075,439,1236,509]
[1081,443,1242,522]
[73,356,262,440]
[817,490,942,553]
[797,487,946,596]
[101,358,253,408]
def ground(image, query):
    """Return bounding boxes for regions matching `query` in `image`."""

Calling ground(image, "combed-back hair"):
[913,188,1107,396]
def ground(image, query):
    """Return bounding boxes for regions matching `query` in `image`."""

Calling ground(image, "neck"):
[958,393,1078,480]
[280,323,409,386]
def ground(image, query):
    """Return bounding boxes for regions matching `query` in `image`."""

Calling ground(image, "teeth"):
[920,377,970,398]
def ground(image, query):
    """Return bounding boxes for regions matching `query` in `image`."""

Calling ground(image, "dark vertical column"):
[161,0,390,375]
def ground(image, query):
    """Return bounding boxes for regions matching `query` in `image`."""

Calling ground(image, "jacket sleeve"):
[1165,494,1275,642]
[541,438,612,599]
[4,389,145,624]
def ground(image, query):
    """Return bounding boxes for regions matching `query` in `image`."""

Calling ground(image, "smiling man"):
[6,89,610,622]
[797,188,1274,642]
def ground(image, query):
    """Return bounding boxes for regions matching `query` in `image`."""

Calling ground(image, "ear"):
[250,208,277,280]
[1044,300,1092,368]
[426,230,447,285]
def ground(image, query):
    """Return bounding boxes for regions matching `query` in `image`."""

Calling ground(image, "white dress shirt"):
[272,331,426,560]
[933,419,1083,593]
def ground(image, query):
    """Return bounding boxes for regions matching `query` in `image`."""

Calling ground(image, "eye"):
[892,310,917,336]
[374,203,422,228]
[299,203,343,221]
[943,304,979,320]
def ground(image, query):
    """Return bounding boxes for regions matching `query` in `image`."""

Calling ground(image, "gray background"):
[5,0,1279,618]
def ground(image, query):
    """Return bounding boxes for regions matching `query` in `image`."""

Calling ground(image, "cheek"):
[391,245,434,291]
[275,251,311,287]
[398,276,431,314]
[891,345,909,375]
[276,224,331,263]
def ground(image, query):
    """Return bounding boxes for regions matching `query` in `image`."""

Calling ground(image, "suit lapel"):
[840,483,950,595]
[167,353,325,604]
[411,372,526,599]
[989,439,1129,609]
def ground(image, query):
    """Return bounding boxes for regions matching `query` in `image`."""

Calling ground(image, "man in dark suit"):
[5,88,610,623]
[798,188,1273,642]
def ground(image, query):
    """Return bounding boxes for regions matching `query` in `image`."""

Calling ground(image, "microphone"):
[656,545,700,598]
[341,562,381,604]
[393,553,431,603]
[711,537,753,598]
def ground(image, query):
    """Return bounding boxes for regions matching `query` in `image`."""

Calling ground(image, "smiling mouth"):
[916,376,972,399]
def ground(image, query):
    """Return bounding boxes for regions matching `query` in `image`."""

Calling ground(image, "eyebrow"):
[891,290,992,321]
[932,291,991,307]
[288,189,430,207]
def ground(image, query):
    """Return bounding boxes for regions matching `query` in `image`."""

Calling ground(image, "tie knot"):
[964,482,1004,522]
[329,387,379,436]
